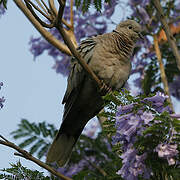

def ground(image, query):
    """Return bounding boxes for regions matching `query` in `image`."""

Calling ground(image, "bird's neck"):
[112,30,134,58]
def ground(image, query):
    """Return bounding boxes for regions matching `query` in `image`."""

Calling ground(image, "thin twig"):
[25,0,51,21]
[25,0,54,28]
[85,157,107,177]
[152,0,180,71]
[153,34,174,111]
[56,0,66,26]
[0,135,9,142]
[40,0,50,14]
[13,0,71,55]
[35,0,48,15]
[0,135,72,180]
[48,0,58,16]
[70,0,74,30]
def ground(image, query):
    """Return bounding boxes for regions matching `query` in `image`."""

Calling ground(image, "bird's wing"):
[62,37,97,118]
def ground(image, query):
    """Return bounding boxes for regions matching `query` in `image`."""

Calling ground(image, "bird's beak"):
[138,32,144,39]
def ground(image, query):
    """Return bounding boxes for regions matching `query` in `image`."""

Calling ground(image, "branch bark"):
[153,0,180,71]
[153,34,174,111]
[13,0,71,56]
[55,0,102,88]
[0,135,72,180]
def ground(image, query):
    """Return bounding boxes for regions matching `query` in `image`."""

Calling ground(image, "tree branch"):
[35,0,48,15]
[0,135,72,180]
[55,0,102,88]
[85,157,107,177]
[70,0,74,29]
[40,0,50,15]
[25,0,54,28]
[153,0,180,71]
[153,34,174,111]
[13,0,71,56]
[25,0,51,21]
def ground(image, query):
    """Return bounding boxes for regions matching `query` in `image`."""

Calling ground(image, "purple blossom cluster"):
[29,1,117,76]
[155,143,178,165]
[113,92,177,179]
[0,3,6,17]
[0,82,5,109]
[57,157,95,177]
[83,118,100,139]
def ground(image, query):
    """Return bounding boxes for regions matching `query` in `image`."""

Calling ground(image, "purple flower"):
[141,111,154,124]
[0,96,5,109]
[144,92,172,113]
[117,104,134,116]
[0,4,6,17]
[155,143,178,165]
[170,114,180,119]
[117,148,150,180]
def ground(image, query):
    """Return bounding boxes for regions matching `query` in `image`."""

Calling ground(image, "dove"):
[46,20,143,166]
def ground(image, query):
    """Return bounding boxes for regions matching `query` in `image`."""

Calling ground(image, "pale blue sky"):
[0,1,67,172]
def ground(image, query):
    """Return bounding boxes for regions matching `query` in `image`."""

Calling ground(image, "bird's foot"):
[99,80,112,96]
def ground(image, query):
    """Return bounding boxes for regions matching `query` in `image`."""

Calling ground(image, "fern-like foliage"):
[75,0,111,13]
[71,133,122,180]
[0,161,52,180]
[11,119,58,159]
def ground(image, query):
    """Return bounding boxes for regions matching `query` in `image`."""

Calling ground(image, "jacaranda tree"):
[0,0,180,179]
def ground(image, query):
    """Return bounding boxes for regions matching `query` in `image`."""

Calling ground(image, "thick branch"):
[13,0,71,56]
[153,34,174,111]
[0,135,72,180]
[153,0,180,71]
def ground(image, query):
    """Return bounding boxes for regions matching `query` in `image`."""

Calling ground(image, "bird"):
[46,19,143,167]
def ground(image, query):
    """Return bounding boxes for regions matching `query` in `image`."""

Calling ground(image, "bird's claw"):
[99,80,112,96]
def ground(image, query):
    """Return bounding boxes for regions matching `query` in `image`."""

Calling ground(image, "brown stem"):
[85,158,107,177]
[153,34,174,111]
[55,0,101,88]
[40,0,50,14]
[0,135,72,180]
[35,0,48,15]
[25,0,54,28]
[152,0,180,71]
[26,0,51,21]
[70,0,74,30]
[13,0,71,55]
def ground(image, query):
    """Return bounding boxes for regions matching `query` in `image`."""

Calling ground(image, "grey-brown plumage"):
[46,20,142,166]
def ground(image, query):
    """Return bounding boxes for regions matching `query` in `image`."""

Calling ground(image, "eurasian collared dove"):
[46,19,143,166]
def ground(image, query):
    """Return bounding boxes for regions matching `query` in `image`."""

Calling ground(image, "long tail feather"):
[46,134,75,167]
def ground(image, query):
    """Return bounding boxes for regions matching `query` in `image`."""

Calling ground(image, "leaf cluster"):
[75,0,111,13]
[10,119,58,159]
[0,161,52,180]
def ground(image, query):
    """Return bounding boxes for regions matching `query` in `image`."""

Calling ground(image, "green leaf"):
[37,144,49,159]
[19,136,37,148]
[29,139,45,155]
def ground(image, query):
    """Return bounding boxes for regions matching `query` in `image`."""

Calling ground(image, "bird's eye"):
[128,26,133,29]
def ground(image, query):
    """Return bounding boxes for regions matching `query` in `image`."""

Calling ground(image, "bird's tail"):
[46,133,76,167]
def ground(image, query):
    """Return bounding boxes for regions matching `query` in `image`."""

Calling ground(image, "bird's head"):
[115,20,143,42]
